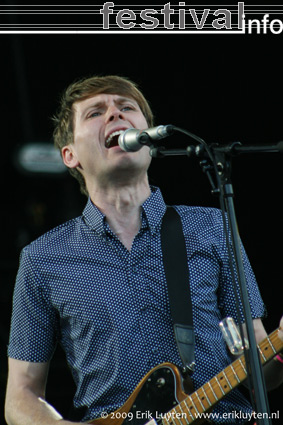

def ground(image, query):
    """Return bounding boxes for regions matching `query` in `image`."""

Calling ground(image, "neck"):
[88,176,151,251]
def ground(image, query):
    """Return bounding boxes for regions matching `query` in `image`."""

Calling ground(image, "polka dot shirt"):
[8,186,266,424]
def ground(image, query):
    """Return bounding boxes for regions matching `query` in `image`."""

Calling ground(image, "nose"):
[106,105,125,123]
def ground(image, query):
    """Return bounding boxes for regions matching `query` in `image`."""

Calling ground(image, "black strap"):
[161,206,195,374]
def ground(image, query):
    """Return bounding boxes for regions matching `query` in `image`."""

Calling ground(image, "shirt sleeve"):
[8,246,58,362]
[218,214,267,323]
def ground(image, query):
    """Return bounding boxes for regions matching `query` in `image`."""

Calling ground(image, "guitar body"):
[88,328,282,425]
[88,362,207,425]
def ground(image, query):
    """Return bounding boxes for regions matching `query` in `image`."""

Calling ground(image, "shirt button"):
[132,265,138,273]
[152,347,158,354]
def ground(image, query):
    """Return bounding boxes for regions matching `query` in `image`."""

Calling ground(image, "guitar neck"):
[163,328,283,424]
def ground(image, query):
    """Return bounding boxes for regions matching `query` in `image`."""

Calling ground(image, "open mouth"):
[105,130,125,149]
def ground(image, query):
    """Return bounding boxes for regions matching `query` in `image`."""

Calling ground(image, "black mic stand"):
[207,145,271,425]
[150,133,283,425]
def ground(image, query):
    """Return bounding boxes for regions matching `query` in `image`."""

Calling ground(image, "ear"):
[61,145,80,169]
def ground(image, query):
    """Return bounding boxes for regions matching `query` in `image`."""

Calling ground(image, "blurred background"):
[1,30,282,422]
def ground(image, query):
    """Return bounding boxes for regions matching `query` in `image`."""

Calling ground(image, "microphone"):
[118,125,174,152]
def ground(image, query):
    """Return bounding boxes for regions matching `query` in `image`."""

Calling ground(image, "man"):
[5,75,283,425]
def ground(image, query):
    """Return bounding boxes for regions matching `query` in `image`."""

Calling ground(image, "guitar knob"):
[156,377,166,387]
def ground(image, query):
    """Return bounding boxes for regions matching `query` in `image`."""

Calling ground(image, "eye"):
[87,111,101,119]
[121,105,135,112]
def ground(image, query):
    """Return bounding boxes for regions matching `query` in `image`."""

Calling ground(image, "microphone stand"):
[150,136,283,425]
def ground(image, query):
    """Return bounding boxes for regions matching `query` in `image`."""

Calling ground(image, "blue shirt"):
[8,187,266,424]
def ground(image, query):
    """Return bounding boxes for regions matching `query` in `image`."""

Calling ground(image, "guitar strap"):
[161,206,195,375]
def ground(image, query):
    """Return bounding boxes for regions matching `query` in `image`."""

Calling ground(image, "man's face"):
[62,93,151,188]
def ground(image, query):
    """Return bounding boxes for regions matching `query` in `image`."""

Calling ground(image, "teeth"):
[105,130,125,148]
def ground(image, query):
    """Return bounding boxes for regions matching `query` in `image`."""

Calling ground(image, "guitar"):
[87,328,283,425]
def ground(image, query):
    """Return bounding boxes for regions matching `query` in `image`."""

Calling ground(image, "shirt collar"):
[82,186,167,236]
[141,186,167,234]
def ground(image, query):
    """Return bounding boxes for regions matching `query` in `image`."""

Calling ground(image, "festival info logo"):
[1,3,283,34]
